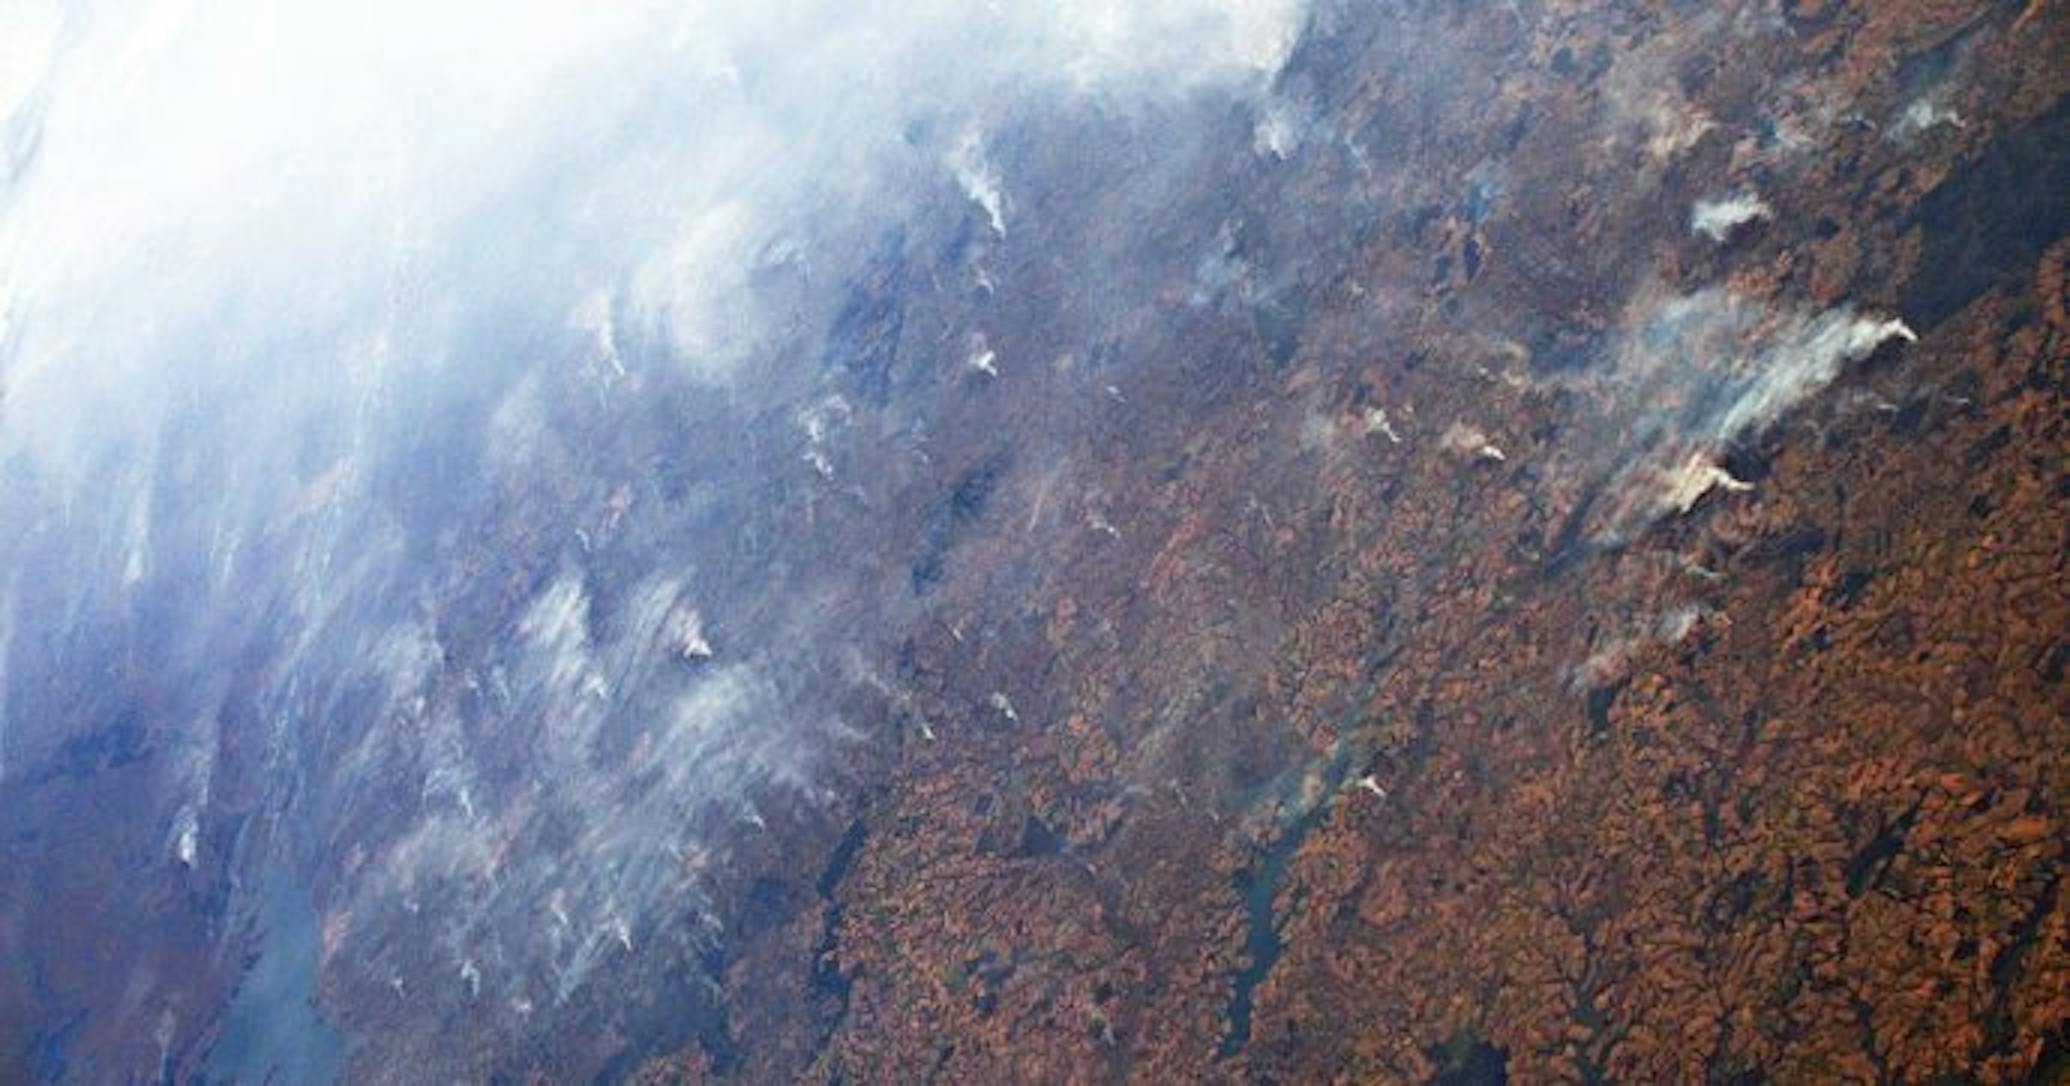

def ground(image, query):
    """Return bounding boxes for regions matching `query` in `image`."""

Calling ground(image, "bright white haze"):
[0,0,1308,1078]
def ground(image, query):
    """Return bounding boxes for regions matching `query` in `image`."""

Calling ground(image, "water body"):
[29,1011,84,1082]
[201,870,343,1085]
[1219,744,1355,1059]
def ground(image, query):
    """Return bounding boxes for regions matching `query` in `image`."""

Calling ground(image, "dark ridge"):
[1705,1066,1768,1086]
[1831,568,1876,608]
[1844,802,1921,897]
[2040,640,2068,685]
[1536,484,1604,579]
[1254,302,1302,367]
[34,711,151,785]
[948,450,1011,525]
[1718,440,1775,484]
[1585,676,1630,738]
[1014,814,1066,859]
[1966,423,2014,466]
[1901,94,2070,331]
[805,815,870,1059]
[1523,322,1598,376]
[1704,870,1766,932]
[1891,394,1934,435]
[1989,871,2060,993]
[1892,15,1986,95]
[912,450,1013,593]
[817,817,869,899]
[821,232,910,405]
[588,963,737,1084]
[1747,525,1828,570]
[2017,1022,2070,1085]
[1424,1032,1510,1086]
[1977,872,2063,1065]
[911,517,952,593]
[692,1005,741,1078]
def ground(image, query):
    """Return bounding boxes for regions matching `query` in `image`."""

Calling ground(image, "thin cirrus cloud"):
[0,0,1309,771]
[0,0,1309,1074]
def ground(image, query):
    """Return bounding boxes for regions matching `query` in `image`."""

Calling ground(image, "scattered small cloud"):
[1441,422,1507,462]
[1362,406,1403,444]
[1690,191,1773,242]
[1890,95,1966,141]
[946,128,1007,238]
[1638,94,1716,161]
[966,332,1001,379]
[1252,96,1307,160]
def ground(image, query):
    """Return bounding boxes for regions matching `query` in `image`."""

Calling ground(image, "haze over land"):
[2,1,2065,1081]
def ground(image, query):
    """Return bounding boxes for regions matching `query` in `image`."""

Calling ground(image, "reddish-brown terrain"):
[635,2,2068,1081]
[2,2,2061,1083]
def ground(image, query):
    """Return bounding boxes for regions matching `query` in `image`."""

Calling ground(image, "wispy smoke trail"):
[0,0,1309,1076]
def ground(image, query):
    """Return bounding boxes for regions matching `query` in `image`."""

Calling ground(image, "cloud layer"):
[0,0,1309,1076]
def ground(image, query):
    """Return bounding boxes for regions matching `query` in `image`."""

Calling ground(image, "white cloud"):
[1441,422,1506,462]
[0,0,1314,1061]
[947,128,1008,238]
[1891,96,1965,141]
[0,1,58,144]
[1,0,1312,478]
[1691,191,1773,242]
[1572,287,1916,537]
[1252,96,1307,159]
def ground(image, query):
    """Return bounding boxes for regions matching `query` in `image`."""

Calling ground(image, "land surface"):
[2,1,2064,1082]
[641,3,2070,1082]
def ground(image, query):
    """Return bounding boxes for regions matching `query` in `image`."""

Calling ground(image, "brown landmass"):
[618,2,2070,1082]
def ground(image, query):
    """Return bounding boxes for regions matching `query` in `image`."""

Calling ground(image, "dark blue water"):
[1219,744,1355,1059]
